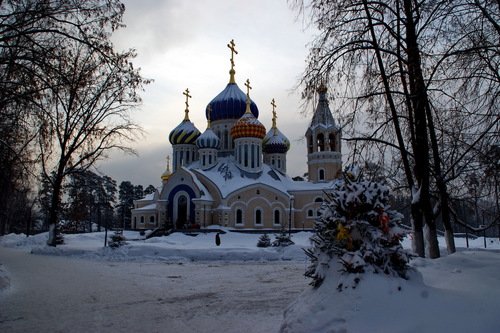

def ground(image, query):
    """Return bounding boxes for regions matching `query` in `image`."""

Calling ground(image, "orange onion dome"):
[230,111,266,140]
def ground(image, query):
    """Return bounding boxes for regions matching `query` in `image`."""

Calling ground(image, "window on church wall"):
[255,209,262,225]
[224,129,229,149]
[274,209,281,226]
[319,169,325,180]
[308,135,313,153]
[236,209,243,225]
[238,145,243,164]
[209,154,212,164]
[329,134,336,151]
[179,151,184,166]
[278,158,281,169]
[202,155,206,166]
[307,209,313,217]
[134,216,137,227]
[315,197,323,203]
[150,216,155,223]
[251,144,255,168]
[140,216,144,224]
[244,144,249,167]
[317,133,325,152]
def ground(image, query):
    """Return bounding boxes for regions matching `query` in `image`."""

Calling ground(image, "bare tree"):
[0,0,130,234]
[37,40,148,245]
[291,0,499,257]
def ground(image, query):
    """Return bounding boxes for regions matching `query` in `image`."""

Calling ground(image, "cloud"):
[99,0,340,187]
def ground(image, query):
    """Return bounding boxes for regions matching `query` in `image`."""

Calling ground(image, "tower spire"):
[227,39,238,84]
[244,79,252,114]
[183,88,192,121]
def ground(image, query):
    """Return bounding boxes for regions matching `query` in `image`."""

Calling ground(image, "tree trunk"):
[363,0,425,256]
[403,0,440,258]
[46,171,64,247]
[425,103,456,254]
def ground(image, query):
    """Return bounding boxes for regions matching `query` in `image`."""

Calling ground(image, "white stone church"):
[131,41,342,231]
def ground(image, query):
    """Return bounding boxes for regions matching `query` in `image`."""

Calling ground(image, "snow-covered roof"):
[133,203,157,211]
[188,157,335,198]
[136,192,155,202]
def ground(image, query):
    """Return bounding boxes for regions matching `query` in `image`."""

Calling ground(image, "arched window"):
[140,216,144,223]
[274,210,281,226]
[317,133,325,152]
[202,155,206,166]
[329,133,336,151]
[319,169,325,181]
[307,209,314,217]
[314,197,323,203]
[236,209,243,225]
[308,135,313,154]
[251,144,255,168]
[255,209,262,225]
[149,216,155,223]
[208,154,212,164]
[223,129,229,149]
[244,144,249,167]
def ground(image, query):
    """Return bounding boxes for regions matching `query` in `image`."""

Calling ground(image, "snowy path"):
[0,248,307,333]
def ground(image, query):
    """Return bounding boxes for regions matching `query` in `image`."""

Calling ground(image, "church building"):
[131,41,342,231]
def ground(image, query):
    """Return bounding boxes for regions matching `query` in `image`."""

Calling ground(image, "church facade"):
[131,41,342,231]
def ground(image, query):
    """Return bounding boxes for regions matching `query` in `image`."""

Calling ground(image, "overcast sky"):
[97,0,332,188]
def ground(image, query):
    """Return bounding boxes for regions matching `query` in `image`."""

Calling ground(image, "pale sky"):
[97,0,334,187]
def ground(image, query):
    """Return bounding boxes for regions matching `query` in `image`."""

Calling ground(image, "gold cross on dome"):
[244,79,252,97]
[183,88,192,120]
[271,98,277,129]
[227,39,238,70]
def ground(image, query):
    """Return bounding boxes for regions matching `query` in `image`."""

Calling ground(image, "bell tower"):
[305,84,341,182]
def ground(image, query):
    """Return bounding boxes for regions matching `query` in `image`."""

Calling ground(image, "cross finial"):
[244,79,252,114]
[271,98,277,130]
[207,104,212,128]
[244,79,252,96]
[227,39,238,83]
[183,88,191,121]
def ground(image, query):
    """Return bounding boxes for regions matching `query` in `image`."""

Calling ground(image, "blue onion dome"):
[169,89,201,145]
[168,119,201,145]
[196,128,220,149]
[263,99,290,153]
[263,128,290,154]
[206,83,259,122]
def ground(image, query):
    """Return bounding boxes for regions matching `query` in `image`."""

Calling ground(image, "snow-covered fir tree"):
[257,234,271,247]
[305,165,411,287]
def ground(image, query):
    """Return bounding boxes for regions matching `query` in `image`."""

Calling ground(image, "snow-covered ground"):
[1,229,500,332]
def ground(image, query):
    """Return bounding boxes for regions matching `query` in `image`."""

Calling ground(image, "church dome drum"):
[196,128,220,149]
[206,83,259,122]
[168,120,201,145]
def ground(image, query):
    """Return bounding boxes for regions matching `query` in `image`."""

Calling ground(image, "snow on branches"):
[305,165,412,288]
